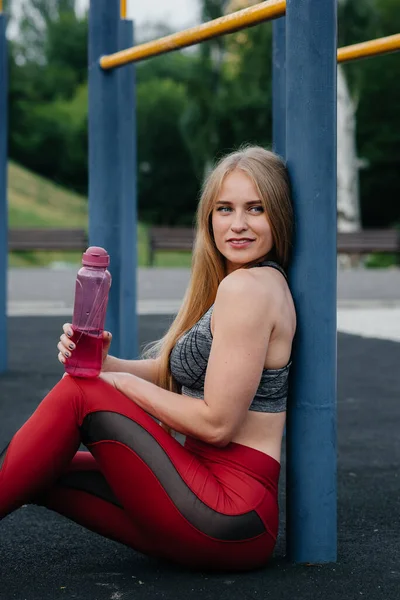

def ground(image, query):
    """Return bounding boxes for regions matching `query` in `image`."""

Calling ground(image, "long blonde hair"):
[143,145,293,395]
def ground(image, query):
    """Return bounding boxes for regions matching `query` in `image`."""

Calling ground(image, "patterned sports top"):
[169,260,291,413]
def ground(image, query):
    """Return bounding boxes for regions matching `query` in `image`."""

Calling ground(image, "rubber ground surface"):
[0,315,399,600]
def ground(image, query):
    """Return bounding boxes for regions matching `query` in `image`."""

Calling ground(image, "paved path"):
[7,266,400,305]
[7,267,400,341]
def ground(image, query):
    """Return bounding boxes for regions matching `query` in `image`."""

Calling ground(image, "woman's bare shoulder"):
[212,270,278,329]
[216,267,283,304]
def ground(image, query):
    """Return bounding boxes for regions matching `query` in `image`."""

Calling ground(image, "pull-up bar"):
[120,0,127,20]
[338,33,400,63]
[100,0,286,69]
[101,0,399,70]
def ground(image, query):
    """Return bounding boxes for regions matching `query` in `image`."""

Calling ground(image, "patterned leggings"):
[0,375,281,571]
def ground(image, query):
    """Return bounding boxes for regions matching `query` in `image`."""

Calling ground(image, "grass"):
[7,162,192,268]
[365,253,397,269]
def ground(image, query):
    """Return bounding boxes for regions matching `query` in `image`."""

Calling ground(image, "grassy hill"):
[7,162,191,268]
[9,162,88,229]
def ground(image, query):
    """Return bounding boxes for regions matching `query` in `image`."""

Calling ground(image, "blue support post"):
[88,0,121,354]
[118,18,138,359]
[272,18,286,158]
[285,0,338,563]
[0,11,8,374]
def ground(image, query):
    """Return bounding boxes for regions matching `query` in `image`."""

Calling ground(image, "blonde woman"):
[0,146,296,571]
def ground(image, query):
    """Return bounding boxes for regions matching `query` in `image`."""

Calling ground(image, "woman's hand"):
[57,322,112,366]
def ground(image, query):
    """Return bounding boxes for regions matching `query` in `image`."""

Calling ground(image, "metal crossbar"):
[101,0,399,70]
[338,33,400,63]
[100,0,286,69]
[120,0,127,20]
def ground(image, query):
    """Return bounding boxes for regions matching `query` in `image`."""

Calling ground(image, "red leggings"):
[0,375,280,571]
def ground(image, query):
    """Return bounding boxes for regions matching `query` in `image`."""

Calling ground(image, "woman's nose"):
[230,212,248,231]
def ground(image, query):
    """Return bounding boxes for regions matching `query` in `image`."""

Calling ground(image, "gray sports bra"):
[169,260,291,413]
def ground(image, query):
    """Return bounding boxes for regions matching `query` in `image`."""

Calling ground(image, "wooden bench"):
[149,226,400,266]
[337,229,400,264]
[149,227,195,266]
[9,228,88,252]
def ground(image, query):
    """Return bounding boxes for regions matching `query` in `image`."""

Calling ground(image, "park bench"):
[149,226,400,266]
[337,229,400,264]
[8,228,88,252]
[8,226,399,265]
[149,227,195,266]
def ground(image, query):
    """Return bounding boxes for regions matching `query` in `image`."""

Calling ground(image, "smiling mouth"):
[228,239,255,244]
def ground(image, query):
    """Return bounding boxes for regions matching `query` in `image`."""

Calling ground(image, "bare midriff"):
[232,410,286,462]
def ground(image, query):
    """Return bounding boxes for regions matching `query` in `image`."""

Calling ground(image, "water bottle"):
[65,247,112,378]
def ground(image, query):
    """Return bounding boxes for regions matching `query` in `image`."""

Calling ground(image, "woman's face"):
[211,169,274,275]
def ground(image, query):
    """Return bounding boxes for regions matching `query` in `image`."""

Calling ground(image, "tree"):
[136,71,199,225]
[354,0,400,228]
[336,0,376,233]
[8,1,88,192]
[13,0,79,64]
[218,1,273,151]
[181,1,231,178]
[6,0,399,230]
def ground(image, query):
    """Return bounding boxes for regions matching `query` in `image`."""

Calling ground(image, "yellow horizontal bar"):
[102,0,399,71]
[100,0,286,69]
[120,0,127,20]
[338,33,400,63]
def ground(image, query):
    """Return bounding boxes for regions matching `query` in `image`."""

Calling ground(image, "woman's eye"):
[216,206,264,213]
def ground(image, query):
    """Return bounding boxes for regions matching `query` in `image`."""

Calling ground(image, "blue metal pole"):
[0,12,8,374]
[285,0,338,563]
[272,18,286,158]
[88,0,121,355]
[118,18,138,359]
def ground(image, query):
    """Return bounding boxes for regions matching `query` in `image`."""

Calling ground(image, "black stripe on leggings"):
[80,412,265,542]
[57,470,123,509]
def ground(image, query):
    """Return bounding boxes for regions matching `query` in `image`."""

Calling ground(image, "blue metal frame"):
[118,18,138,359]
[0,13,8,374]
[272,18,286,158]
[88,0,122,354]
[0,0,338,564]
[285,0,338,563]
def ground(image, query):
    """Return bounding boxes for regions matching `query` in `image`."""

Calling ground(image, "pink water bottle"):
[65,247,112,378]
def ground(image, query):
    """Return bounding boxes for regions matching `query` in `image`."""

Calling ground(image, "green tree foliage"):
[357,8,400,225]
[136,75,199,225]
[4,0,400,227]
[182,1,274,176]
[8,0,88,192]
[181,1,230,177]
[339,0,400,227]
[217,21,273,151]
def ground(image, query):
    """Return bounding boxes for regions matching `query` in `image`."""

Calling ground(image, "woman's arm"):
[106,372,224,445]
[101,269,277,446]
[102,355,160,385]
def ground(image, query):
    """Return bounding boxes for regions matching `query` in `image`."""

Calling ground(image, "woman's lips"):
[227,239,255,248]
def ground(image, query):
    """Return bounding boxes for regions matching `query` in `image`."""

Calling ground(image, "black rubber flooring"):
[0,316,399,600]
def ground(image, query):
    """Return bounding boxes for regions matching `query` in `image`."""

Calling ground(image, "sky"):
[77,0,201,30]
[7,0,201,46]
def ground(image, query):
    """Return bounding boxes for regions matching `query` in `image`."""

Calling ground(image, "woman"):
[0,146,296,571]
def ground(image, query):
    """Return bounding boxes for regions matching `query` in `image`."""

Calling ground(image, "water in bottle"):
[65,247,112,378]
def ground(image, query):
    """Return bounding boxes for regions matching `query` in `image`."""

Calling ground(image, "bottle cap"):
[82,247,110,268]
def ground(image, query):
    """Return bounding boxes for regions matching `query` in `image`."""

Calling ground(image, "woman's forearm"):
[117,374,225,446]
[103,355,160,384]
